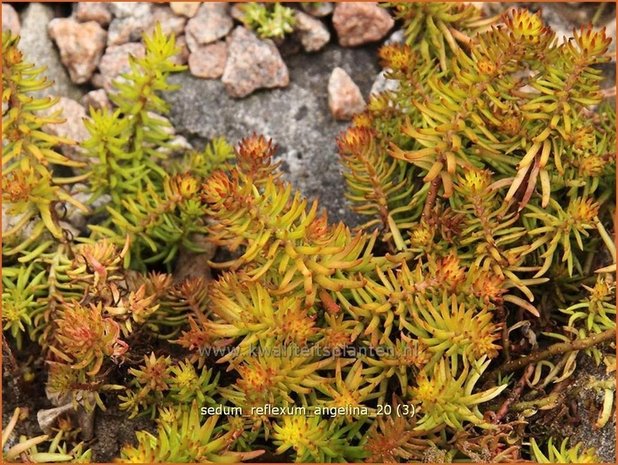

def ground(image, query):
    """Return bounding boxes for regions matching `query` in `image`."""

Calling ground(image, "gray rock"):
[222,27,289,98]
[74,2,112,26]
[294,11,330,53]
[48,18,107,84]
[328,67,366,120]
[18,3,83,100]
[332,2,394,47]
[188,41,227,79]
[185,2,233,52]
[81,89,111,111]
[173,35,190,66]
[148,5,187,37]
[98,42,146,92]
[370,69,399,96]
[109,2,151,19]
[2,3,20,34]
[170,2,202,18]
[385,29,405,45]
[229,3,245,22]
[63,184,111,231]
[167,44,380,225]
[107,2,153,46]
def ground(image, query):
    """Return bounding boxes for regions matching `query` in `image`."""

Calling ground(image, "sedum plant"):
[82,25,214,270]
[2,4,615,464]
[529,437,599,463]
[238,2,297,40]
[335,2,614,462]
[119,401,264,463]
[2,32,87,258]
[1,25,232,463]
[272,415,366,462]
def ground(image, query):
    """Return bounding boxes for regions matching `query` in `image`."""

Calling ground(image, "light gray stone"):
[148,5,187,37]
[107,2,153,45]
[185,2,233,52]
[170,2,201,18]
[42,97,89,158]
[328,67,366,120]
[188,41,227,79]
[301,2,334,18]
[74,2,112,26]
[98,42,146,92]
[294,11,330,52]
[2,3,20,34]
[81,89,111,111]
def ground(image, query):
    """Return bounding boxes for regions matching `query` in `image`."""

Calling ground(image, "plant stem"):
[511,390,564,412]
[487,329,615,383]
[422,177,441,221]
[493,364,534,422]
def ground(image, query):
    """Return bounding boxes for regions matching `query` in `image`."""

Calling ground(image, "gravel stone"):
[221,27,289,98]
[48,18,107,84]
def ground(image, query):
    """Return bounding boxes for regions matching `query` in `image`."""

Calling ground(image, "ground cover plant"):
[2,2,616,463]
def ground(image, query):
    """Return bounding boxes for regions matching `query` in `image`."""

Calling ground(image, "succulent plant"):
[529,437,598,463]
[239,2,297,40]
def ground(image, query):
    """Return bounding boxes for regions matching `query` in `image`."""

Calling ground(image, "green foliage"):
[388,2,492,72]
[1,263,46,349]
[81,24,215,270]
[272,415,366,462]
[337,127,418,249]
[410,357,506,430]
[2,31,87,256]
[169,136,235,178]
[104,24,185,189]
[90,173,209,266]
[119,354,219,419]
[529,437,598,463]
[336,3,615,462]
[239,2,296,39]
[561,275,616,335]
[201,138,393,308]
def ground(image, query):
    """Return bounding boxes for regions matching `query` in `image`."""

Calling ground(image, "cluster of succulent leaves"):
[239,2,297,40]
[2,4,616,464]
